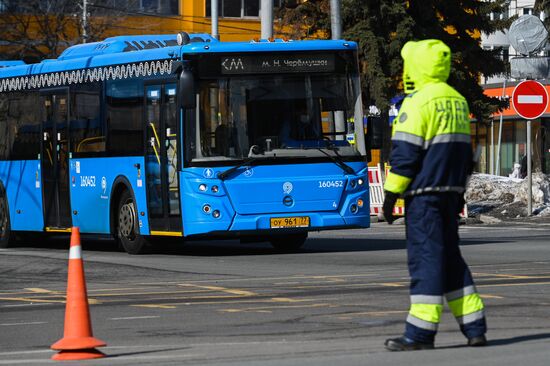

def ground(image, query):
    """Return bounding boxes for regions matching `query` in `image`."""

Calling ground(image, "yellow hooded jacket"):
[384,39,473,196]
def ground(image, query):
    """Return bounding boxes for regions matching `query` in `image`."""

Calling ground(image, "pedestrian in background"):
[382,39,487,351]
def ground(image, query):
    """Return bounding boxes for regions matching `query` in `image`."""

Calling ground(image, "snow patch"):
[465,173,550,219]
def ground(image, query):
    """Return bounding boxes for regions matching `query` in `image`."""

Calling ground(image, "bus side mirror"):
[365,128,372,163]
[178,67,196,109]
[367,116,384,149]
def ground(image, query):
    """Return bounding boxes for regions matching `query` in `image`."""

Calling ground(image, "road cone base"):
[51,336,106,351]
[52,348,105,361]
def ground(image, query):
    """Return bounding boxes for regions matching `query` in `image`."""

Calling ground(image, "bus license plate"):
[270,216,310,229]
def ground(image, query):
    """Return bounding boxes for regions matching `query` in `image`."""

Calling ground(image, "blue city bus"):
[0,33,370,254]
[0,61,25,69]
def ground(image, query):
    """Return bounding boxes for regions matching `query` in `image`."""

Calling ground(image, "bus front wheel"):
[0,188,12,248]
[116,190,151,254]
[269,232,308,252]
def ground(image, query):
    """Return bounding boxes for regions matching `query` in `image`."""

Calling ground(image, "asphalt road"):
[1,221,550,366]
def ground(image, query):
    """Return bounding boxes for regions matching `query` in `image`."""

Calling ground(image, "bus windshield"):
[187,72,365,163]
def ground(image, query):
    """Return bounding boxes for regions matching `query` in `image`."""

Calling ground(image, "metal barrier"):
[368,165,384,216]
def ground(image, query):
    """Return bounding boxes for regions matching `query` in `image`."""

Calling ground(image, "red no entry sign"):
[512,80,549,120]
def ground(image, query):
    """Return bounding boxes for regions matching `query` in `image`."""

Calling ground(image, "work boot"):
[467,335,487,347]
[384,336,434,351]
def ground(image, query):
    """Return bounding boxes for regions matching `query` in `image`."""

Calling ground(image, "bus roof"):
[0,34,357,93]
[0,61,25,68]
[0,34,357,78]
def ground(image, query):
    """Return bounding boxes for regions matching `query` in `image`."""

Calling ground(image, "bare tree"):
[0,0,129,63]
[276,0,331,40]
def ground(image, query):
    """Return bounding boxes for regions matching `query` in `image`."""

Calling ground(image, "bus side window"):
[0,94,9,160]
[8,92,40,160]
[106,79,144,156]
[70,83,104,156]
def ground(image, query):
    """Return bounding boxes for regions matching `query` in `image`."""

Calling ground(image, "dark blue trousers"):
[404,193,487,343]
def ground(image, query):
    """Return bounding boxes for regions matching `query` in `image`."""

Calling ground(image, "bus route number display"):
[220,54,335,74]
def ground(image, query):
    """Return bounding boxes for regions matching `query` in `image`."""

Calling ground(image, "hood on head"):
[401,39,451,94]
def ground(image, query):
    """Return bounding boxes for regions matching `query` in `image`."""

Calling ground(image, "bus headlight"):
[199,184,207,192]
[357,178,364,186]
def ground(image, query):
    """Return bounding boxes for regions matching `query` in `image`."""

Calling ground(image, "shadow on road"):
[107,346,191,359]
[8,234,512,257]
[488,332,550,346]
[438,332,550,350]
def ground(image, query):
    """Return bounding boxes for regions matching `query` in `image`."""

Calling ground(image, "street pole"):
[330,0,342,40]
[496,78,506,176]
[261,0,273,39]
[527,120,532,215]
[82,0,88,43]
[490,120,494,175]
[211,0,219,40]
[330,0,345,140]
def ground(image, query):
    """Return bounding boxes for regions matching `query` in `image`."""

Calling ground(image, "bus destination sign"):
[220,54,335,74]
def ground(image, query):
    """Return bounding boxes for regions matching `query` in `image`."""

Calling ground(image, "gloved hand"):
[383,191,399,224]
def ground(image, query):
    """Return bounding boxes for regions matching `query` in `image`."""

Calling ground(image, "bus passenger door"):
[145,83,182,234]
[41,91,72,230]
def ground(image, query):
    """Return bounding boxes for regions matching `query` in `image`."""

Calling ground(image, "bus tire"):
[269,232,308,252]
[116,189,151,254]
[0,187,13,248]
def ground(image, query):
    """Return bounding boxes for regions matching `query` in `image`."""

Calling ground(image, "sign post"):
[511,80,549,215]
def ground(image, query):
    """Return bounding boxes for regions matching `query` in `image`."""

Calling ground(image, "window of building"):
[141,0,178,14]
[501,47,509,61]
[106,79,144,155]
[95,0,179,15]
[490,4,509,20]
[206,0,281,18]
[70,84,105,156]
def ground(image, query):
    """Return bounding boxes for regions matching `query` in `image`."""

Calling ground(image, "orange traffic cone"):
[51,227,106,361]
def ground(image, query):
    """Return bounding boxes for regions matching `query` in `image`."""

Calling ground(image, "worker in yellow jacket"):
[383,39,487,351]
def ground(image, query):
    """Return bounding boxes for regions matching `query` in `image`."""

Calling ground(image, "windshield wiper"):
[218,146,275,181]
[316,147,356,175]
[311,139,355,175]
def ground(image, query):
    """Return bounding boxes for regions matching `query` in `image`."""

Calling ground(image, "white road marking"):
[110,316,160,321]
[0,321,47,326]
[1,303,53,308]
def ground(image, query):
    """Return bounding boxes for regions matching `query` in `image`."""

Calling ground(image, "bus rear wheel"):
[269,232,308,252]
[116,190,151,254]
[0,188,12,248]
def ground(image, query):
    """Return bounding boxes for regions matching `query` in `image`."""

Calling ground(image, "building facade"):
[479,0,550,176]
[0,1,286,60]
